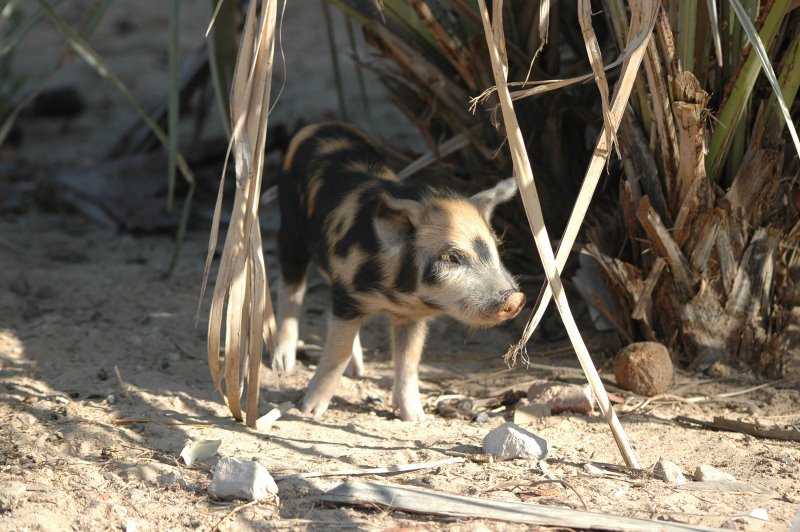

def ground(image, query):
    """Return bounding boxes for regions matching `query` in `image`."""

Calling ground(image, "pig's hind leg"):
[302,316,362,416]
[343,330,364,377]
[274,274,307,373]
[391,318,428,422]
[275,182,310,374]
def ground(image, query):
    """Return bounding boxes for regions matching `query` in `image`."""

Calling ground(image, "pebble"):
[482,422,548,460]
[208,457,278,501]
[652,458,686,485]
[694,464,735,482]
[0,481,26,512]
[473,412,490,424]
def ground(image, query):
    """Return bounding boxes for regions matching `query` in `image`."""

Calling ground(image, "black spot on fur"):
[379,288,400,304]
[331,282,362,319]
[394,245,418,293]
[473,237,492,263]
[334,188,380,257]
[353,257,383,292]
[422,260,439,285]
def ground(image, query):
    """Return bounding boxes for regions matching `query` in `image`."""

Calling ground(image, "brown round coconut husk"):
[614,342,673,396]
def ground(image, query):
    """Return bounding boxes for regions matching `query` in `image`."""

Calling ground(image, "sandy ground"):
[1,1,800,531]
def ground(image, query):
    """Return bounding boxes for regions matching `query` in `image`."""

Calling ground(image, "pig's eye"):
[440,250,466,266]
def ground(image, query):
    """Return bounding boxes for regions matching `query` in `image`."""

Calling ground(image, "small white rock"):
[748,508,769,521]
[584,463,603,476]
[652,459,686,485]
[255,402,294,432]
[482,422,548,460]
[694,464,735,482]
[208,457,278,501]
[0,481,26,512]
[180,439,222,466]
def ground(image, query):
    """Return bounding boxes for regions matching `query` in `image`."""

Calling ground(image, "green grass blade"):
[727,0,800,166]
[765,30,800,137]
[168,0,179,211]
[678,0,697,73]
[206,0,236,136]
[705,0,723,67]
[707,0,791,181]
[0,0,64,58]
[165,183,195,276]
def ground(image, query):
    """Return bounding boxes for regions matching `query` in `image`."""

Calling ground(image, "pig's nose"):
[496,290,526,320]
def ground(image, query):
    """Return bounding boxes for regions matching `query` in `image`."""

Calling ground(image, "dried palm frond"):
[513,0,658,361]
[201,0,279,426]
[476,0,642,470]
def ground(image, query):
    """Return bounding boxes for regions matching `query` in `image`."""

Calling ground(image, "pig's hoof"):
[396,401,426,422]
[343,357,364,378]
[398,407,426,422]
[273,352,296,374]
[301,391,331,417]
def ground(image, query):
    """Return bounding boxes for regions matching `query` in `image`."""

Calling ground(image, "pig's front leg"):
[391,318,428,422]
[302,316,362,416]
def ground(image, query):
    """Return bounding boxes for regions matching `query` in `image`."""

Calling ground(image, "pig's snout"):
[495,290,526,320]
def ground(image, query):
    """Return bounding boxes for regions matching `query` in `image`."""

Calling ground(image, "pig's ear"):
[374,194,423,249]
[470,177,518,220]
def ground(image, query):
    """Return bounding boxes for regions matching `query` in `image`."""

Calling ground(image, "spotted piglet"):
[276,123,525,421]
